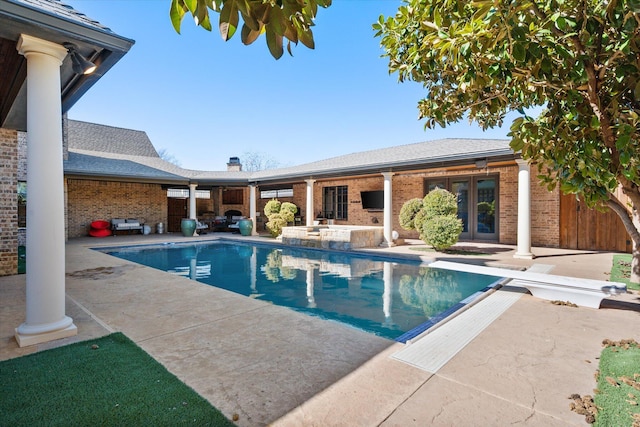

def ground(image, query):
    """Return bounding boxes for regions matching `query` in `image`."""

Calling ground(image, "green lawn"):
[594,341,640,426]
[610,254,640,291]
[0,333,235,426]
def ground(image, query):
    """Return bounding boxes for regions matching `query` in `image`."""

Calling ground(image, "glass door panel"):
[427,180,446,192]
[451,180,469,233]
[476,178,496,234]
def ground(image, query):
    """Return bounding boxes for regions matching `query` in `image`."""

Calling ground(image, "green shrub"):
[264,199,281,216]
[263,199,299,236]
[420,214,463,251]
[280,202,298,223]
[422,188,458,219]
[399,198,423,230]
[266,213,287,237]
[413,208,427,239]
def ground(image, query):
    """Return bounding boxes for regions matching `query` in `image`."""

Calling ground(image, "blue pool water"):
[99,241,501,341]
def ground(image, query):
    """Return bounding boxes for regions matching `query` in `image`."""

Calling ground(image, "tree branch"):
[607,195,640,245]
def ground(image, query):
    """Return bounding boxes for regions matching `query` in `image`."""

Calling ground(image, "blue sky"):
[66,0,516,171]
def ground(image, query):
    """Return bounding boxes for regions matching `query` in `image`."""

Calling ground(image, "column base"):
[379,241,396,248]
[15,323,78,348]
[514,252,535,260]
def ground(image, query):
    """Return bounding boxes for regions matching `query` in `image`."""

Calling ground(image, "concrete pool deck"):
[1,233,639,426]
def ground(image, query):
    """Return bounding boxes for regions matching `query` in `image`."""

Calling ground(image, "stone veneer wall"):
[66,179,168,238]
[0,128,18,276]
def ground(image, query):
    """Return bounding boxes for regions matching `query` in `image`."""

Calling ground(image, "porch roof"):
[0,0,134,130]
[65,127,517,185]
[250,138,515,182]
[64,152,187,184]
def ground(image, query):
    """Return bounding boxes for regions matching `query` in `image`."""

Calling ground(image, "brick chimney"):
[227,156,242,171]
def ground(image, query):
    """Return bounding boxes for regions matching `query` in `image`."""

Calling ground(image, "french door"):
[426,176,498,240]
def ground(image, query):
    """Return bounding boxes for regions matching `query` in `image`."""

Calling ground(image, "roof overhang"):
[0,0,134,131]
[249,149,519,185]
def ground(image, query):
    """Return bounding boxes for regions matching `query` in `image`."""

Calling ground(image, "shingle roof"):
[64,152,186,182]
[68,120,160,158]
[10,0,114,33]
[251,138,514,180]
[65,120,516,184]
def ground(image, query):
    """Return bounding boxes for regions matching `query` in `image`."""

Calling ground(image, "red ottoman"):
[89,220,112,237]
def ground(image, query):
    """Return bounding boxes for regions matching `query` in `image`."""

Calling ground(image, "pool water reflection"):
[100,241,501,341]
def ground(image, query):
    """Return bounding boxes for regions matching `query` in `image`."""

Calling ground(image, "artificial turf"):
[594,341,640,426]
[610,254,640,291]
[0,332,235,426]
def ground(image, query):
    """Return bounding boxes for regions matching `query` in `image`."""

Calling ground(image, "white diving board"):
[428,261,627,309]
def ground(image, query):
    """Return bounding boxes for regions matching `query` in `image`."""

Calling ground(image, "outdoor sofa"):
[111,218,144,235]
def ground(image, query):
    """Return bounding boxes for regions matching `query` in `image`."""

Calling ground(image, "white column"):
[189,183,198,236]
[382,262,393,322]
[250,247,257,293]
[15,35,77,347]
[188,183,197,220]
[306,267,316,308]
[381,172,395,247]
[249,184,257,235]
[514,159,535,259]
[305,179,316,226]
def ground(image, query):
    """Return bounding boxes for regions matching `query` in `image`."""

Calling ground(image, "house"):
[60,118,631,254]
[0,0,631,347]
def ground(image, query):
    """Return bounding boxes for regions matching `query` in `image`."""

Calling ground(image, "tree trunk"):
[632,209,640,284]
[632,240,640,285]
[607,196,640,284]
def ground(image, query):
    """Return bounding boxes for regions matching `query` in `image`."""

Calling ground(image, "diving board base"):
[428,261,626,309]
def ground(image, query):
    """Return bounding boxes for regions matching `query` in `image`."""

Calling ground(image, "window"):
[17,182,26,228]
[222,189,244,204]
[166,188,210,199]
[260,188,293,199]
[322,186,348,220]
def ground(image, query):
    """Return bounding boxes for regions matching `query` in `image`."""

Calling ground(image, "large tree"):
[241,151,281,171]
[170,0,331,59]
[374,0,640,282]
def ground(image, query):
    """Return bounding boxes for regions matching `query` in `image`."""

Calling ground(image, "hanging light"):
[63,43,96,75]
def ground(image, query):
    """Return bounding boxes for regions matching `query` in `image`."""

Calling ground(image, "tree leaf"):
[183,0,197,14]
[266,27,284,59]
[170,0,187,33]
[219,0,239,41]
[513,43,526,62]
[241,23,261,45]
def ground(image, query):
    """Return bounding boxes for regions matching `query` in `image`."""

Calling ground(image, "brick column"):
[15,34,77,346]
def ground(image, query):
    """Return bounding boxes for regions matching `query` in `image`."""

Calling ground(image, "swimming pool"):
[98,241,502,342]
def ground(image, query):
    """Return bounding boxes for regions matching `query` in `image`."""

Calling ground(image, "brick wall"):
[65,166,562,245]
[17,131,27,247]
[17,131,26,180]
[263,165,562,248]
[531,176,560,247]
[66,179,168,238]
[0,128,18,276]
